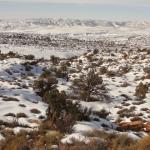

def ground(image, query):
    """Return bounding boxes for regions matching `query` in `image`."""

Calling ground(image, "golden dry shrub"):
[111,134,135,150]
[134,136,150,150]
[135,82,148,99]
[60,140,107,150]
[0,132,29,150]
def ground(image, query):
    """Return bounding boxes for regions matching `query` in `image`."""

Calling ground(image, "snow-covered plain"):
[0,58,48,126]
[0,18,150,46]
[0,19,150,142]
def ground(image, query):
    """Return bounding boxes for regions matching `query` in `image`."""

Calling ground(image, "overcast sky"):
[1,0,150,5]
[0,0,149,20]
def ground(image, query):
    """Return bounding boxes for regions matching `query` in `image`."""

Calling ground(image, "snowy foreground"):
[0,19,150,144]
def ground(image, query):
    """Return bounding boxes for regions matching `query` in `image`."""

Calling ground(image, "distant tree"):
[40,70,52,78]
[73,68,103,101]
[50,55,60,65]
[50,62,69,80]
[34,76,58,97]
[135,82,148,99]
[143,67,150,74]
[44,89,86,131]
[93,48,99,55]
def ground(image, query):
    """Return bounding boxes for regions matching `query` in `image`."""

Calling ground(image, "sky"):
[0,0,150,21]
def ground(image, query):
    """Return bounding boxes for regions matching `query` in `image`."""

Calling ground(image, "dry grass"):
[60,140,107,150]
[111,134,135,150]
[0,120,30,128]
[1,124,150,150]
[60,131,137,150]
[0,132,29,150]
[0,125,62,150]
[134,136,150,150]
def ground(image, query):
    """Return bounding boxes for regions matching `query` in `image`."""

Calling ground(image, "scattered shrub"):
[106,70,116,77]
[2,97,19,102]
[111,134,135,150]
[34,76,58,97]
[119,65,132,74]
[72,68,103,101]
[50,55,60,65]
[93,49,99,54]
[99,66,107,75]
[19,104,26,108]
[134,136,150,150]
[135,82,148,99]
[30,109,41,114]
[24,54,35,60]
[40,70,52,78]
[93,109,110,119]
[117,108,135,118]
[143,67,150,74]
[16,113,28,118]
[61,140,107,150]
[4,113,16,117]
[78,59,82,64]
[55,67,69,79]
[44,89,88,132]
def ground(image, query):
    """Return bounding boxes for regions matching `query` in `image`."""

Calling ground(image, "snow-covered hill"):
[0,18,150,28]
[0,18,150,48]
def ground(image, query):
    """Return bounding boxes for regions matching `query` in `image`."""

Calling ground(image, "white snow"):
[0,18,150,143]
[61,133,90,144]
[0,58,48,130]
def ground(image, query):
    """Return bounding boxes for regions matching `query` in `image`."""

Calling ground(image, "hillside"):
[0,19,149,150]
